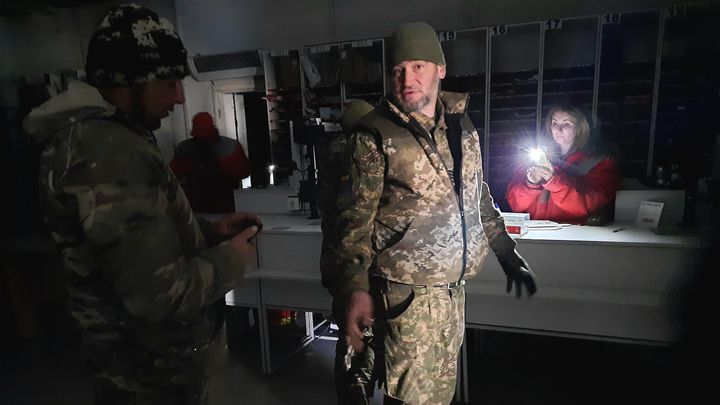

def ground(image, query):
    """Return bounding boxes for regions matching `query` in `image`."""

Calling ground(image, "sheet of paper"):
[526,220,569,230]
[635,200,664,228]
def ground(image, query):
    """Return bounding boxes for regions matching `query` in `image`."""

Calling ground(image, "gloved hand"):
[497,249,537,298]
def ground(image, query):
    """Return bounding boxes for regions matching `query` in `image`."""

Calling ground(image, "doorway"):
[217,90,271,188]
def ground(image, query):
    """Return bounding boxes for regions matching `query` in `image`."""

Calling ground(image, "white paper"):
[635,200,664,228]
[526,220,570,230]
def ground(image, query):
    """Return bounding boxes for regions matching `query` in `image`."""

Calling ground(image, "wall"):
[177,0,694,54]
[0,0,181,161]
[1,0,700,156]
[174,0,695,148]
[178,76,213,143]
[0,18,14,78]
[1,0,176,77]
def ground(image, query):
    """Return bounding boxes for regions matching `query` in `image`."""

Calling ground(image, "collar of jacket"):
[382,91,470,126]
[23,80,157,147]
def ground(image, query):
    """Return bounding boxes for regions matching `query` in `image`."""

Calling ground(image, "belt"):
[372,275,466,290]
[432,280,465,289]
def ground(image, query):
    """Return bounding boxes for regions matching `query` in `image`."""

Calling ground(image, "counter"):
[225,213,700,375]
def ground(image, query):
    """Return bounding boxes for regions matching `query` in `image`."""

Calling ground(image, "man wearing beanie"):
[23,4,261,404]
[331,22,538,404]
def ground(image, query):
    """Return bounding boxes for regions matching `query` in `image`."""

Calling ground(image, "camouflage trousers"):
[333,301,377,405]
[371,278,465,405]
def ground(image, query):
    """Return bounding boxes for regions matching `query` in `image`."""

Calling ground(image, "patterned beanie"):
[85,4,189,86]
[387,21,446,68]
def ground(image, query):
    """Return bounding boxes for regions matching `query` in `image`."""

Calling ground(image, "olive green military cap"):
[387,21,446,68]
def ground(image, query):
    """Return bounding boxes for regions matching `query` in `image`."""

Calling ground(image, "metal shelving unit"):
[262,1,720,202]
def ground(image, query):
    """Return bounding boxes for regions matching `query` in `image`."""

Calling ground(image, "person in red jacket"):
[505,105,620,224]
[171,112,251,213]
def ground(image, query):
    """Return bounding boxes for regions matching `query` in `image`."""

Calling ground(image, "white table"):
[226,214,700,392]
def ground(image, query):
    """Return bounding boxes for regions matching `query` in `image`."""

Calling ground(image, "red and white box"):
[500,212,529,238]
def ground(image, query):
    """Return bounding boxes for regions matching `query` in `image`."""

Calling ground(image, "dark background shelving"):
[267,50,303,178]
[260,3,720,210]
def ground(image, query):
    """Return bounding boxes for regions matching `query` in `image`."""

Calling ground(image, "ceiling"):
[0,0,105,16]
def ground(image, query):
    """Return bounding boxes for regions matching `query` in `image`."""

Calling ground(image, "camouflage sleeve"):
[332,130,385,300]
[54,122,247,322]
[195,215,225,247]
[318,137,346,292]
[478,174,516,257]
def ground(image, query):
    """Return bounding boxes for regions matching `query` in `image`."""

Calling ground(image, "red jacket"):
[170,137,251,213]
[505,149,619,224]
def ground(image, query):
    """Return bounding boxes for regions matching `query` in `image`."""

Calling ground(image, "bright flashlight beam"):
[529,148,544,163]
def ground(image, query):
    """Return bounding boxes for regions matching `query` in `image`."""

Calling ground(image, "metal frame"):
[648,9,666,177]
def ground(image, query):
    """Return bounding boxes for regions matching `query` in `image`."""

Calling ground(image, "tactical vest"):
[353,95,494,286]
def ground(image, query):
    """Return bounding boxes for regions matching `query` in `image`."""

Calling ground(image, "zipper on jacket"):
[457,188,468,283]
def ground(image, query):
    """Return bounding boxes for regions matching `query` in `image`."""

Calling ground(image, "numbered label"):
[270,49,290,57]
[437,31,457,41]
[666,4,687,17]
[491,25,508,35]
[309,45,331,54]
[544,19,563,30]
[602,13,621,24]
[350,40,373,48]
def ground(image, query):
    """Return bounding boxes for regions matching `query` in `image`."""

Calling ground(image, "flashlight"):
[529,148,545,163]
[529,146,551,170]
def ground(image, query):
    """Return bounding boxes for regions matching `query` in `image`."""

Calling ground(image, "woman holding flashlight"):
[505,105,620,224]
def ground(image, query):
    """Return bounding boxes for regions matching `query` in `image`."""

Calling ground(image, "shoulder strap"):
[446,113,464,195]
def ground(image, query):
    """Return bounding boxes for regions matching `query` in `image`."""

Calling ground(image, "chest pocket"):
[382,132,441,197]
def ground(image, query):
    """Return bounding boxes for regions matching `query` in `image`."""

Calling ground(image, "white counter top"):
[225,213,702,344]
[256,214,699,248]
[517,222,698,248]
[259,213,323,235]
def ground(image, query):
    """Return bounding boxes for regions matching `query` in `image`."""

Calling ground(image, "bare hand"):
[226,225,260,261]
[212,212,263,240]
[345,291,374,352]
[526,165,554,184]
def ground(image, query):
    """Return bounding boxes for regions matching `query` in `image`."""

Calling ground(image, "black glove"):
[497,249,537,298]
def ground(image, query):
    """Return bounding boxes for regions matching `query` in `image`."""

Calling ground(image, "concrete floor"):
[0,305,684,405]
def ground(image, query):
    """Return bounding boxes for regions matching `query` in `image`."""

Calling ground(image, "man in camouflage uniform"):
[329,22,538,404]
[319,99,376,404]
[23,4,260,404]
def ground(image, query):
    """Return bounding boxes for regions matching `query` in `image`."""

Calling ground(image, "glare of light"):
[267,164,277,185]
[529,148,544,163]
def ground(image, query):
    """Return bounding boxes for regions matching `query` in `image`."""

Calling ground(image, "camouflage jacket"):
[23,81,248,390]
[318,134,351,295]
[329,92,515,299]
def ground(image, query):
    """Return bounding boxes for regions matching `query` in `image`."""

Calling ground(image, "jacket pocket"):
[382,282,422,359]
[372,216,414,252]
